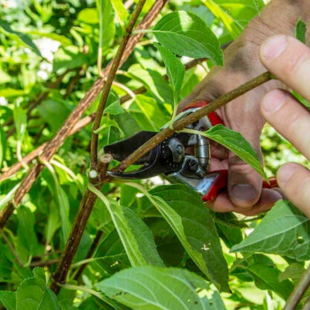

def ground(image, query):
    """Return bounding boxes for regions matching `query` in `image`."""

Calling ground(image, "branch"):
[0,0,169,230]
[30,258,60,268]
[284,264,310,310]
[115,71,272,172]
[90,0,147,167]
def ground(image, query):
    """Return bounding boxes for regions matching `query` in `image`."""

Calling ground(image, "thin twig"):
[30,258,60,267]
[0,230,23,266]
[73,230,103,281]
[90,0,147,168]
[284,264,310,310]
[0,0,168,229]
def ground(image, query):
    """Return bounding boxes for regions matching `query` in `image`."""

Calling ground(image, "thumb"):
[226,109,264,209]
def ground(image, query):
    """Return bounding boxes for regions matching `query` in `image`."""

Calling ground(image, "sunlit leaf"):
[203,0,265,38]
[110,0,128,27]
[96,266,226,310]
[97,0,115,54]
[129,94,170,131]
[0,20,41,57]
[153,11,223,65]
[231,200,310,261]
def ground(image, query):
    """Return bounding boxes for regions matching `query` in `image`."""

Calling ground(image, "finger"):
[260,35,310,102]
[277,163,310,217]
[208,188,282,215]
[261,89,310,161]
[227,125,263,209]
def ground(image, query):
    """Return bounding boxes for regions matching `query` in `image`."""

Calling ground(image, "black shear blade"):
[106,150,169,179]
[104,131,157,164]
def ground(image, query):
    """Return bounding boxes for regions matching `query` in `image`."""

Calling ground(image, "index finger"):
[260,35,310,102]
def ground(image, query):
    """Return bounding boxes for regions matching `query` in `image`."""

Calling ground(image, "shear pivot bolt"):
[176,145,183,155]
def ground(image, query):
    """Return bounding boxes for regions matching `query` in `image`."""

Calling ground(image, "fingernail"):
[261,35,287,61]
[277,164,296,185]
[262,90,288,113]
[231,184,258,205]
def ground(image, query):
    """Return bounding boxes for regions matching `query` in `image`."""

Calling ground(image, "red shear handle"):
[202,170,278,202]
[182,100,223,126]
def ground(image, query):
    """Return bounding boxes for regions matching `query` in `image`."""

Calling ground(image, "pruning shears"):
[104,100,277,202]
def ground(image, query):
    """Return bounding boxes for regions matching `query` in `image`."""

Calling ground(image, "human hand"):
[179,1,310,215]
[260,35,310,217]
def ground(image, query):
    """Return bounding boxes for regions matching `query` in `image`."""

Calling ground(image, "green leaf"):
[110,0,128,27]
[0,20,41,57]
[215,213,244,248]
[97,0,115,51]
[0,291,16,310]
[127,64,174,104]
[105,90,124,115]
[37,99,71,133]
[0,183,20,211]
[96,266,226,310]
[16,206,39,264]
[94,118,124,137]
[154,43,185,102]
[0,240,13,280]
[279,263,305,283]
[95,229,130,274]
[44,163,71,242]
[46,201,61,245]
[129,94,170,131]
[203,0,265,39]
[13,102,27,142]
[53,46,90,72]
[296,18,307,44]
[77,8,99,24]
[153,11,223,65]
[231,200,310,261]
[0,125,6,170]
[187,125,267,180]
[16,268,60,310]
[88,184,164,267]
[124,183,229,292]
[246,264,294,300]
[0,69,11,84]
[0,89,26,98]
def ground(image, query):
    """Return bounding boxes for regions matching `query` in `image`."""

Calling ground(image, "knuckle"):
[288,111,308,137]
[282,51,310,75]
[299,174,310,202]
